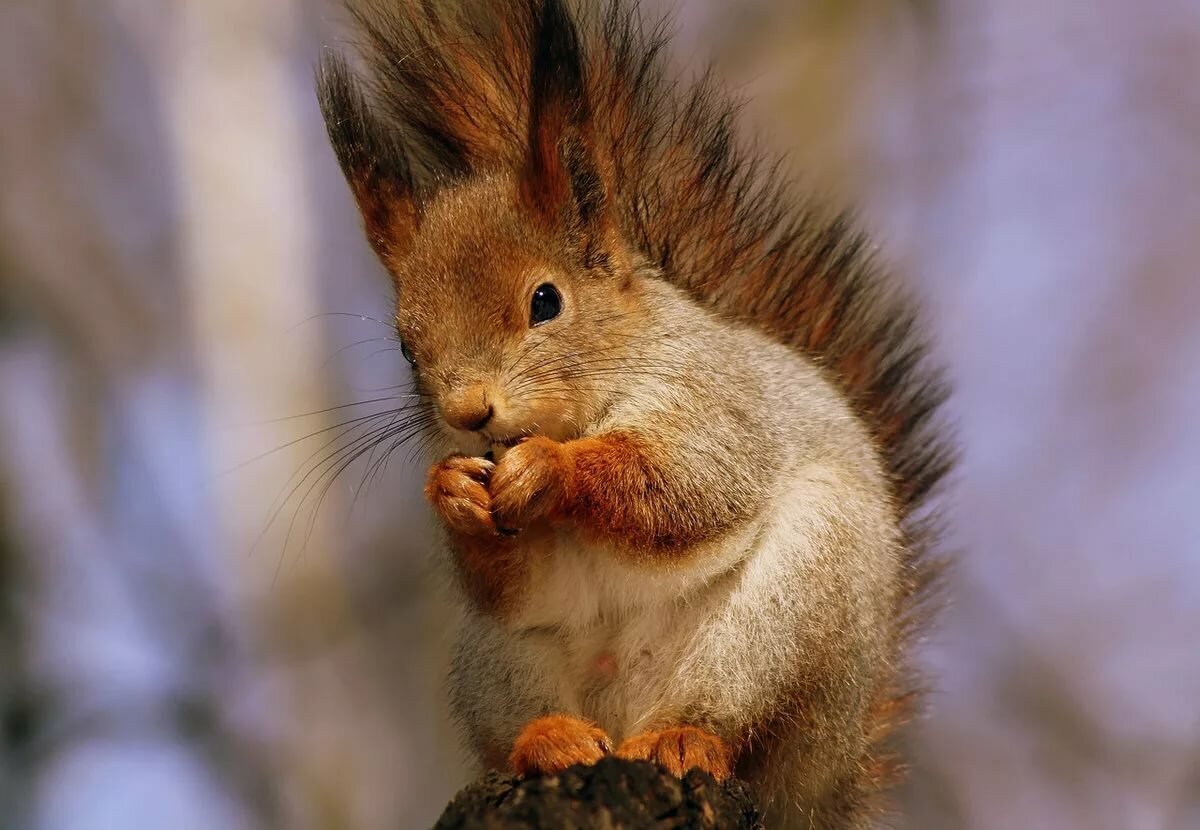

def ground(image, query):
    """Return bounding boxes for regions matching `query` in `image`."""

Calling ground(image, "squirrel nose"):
[441,386,494,432]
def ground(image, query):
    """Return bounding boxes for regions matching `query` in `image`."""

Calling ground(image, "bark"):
[434,757,762,829]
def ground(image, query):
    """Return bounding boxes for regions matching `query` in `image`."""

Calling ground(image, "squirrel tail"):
[320,0,954,800]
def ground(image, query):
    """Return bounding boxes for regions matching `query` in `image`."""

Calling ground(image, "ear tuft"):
[520,0,608,238]
[317,53,420,263]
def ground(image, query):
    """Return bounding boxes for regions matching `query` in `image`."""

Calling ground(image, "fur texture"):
[317,2,953,827]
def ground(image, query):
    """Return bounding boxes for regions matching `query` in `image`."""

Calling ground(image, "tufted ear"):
[519,0,609,255]
[317,53,419,264]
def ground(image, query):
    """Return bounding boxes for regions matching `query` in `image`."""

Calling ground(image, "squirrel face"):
[317,0,646,455]
[389,175,641,455]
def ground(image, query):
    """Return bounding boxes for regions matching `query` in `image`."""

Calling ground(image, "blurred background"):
[1,0,1197,827]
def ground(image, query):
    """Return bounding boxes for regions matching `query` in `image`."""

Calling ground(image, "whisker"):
[273,410,439,568]
[252,406,434,553]
[503,327,690,390]
[252,413,399,563]
[223,406,424,476]
[286,310,397,333]
[320,337,400,372]
[499,310,642,382]
[223,395,421,429]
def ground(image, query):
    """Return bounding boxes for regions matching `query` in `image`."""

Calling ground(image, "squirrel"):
[316,1,952,826]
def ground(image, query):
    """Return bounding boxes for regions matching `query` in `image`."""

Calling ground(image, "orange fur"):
[489,432,745,558]
[509,714,614,777]
[617,726,734,782]
[425,455,527,617]
[489,436,571,532]
[559,431,739,556]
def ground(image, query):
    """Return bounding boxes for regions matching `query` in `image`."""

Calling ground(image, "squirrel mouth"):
[483,434,528,463]
[490,433,529,448]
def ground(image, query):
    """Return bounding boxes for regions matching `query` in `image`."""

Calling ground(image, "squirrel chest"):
[505,514,766,739]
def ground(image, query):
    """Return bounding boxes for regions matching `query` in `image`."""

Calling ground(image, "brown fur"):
[318,1,953,825]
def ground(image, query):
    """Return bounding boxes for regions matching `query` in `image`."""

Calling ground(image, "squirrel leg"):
[509,714,613,776]
[616,726,734,782]
[426,454,528,616]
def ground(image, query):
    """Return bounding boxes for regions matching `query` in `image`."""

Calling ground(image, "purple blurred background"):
[0,1,1197,827]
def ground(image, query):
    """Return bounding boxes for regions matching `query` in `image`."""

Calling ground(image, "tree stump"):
[433,756,763,829]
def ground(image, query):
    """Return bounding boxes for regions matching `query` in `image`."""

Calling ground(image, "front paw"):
[616,726,734,782]
[489,436,570,532]
[424,454,497,537]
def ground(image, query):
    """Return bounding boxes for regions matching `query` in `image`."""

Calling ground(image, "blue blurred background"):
[0,1,1197,827]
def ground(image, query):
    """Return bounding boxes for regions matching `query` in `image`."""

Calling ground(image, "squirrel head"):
[319,0,645,454]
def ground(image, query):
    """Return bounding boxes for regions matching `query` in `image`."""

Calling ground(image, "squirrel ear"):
[520,0,609,244]
[317,53,420,265]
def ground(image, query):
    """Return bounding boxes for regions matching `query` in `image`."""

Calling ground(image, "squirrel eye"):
[400,339,416,366]
[530,283,562,326]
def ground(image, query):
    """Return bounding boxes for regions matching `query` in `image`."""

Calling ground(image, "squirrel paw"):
[489,436,568,532]
[509,714,613,777]
[425,454,497,537]
[616,726,734,782]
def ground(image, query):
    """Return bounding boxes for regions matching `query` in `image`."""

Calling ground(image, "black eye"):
[530,283,562,326]
[400,339,416,366]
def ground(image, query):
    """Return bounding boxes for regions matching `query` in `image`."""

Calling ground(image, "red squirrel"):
[317,1,952,826]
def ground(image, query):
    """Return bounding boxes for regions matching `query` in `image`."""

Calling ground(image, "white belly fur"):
[487,463,867,742]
